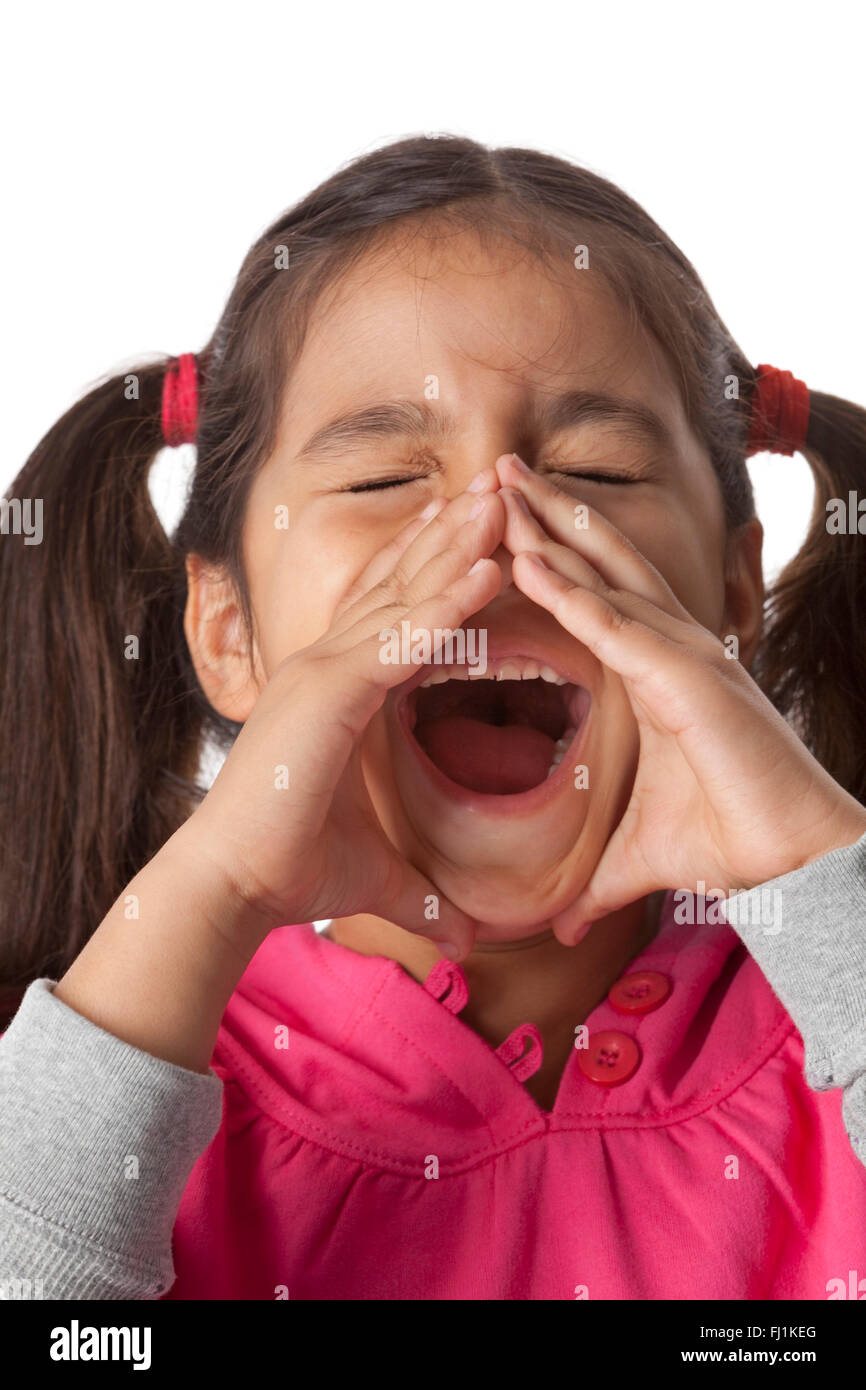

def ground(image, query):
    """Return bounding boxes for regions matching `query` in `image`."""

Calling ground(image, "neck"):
[326,893,665,1103]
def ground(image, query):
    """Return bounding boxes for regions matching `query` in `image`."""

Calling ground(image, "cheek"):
[613,503,726,632]
[246,512,397,671]
[657,518,727,629]
[662,545,726,630]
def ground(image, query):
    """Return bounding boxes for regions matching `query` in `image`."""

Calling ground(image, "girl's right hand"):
[184,474,506,959]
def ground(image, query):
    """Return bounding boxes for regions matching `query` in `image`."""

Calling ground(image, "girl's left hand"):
[496,456,866,943]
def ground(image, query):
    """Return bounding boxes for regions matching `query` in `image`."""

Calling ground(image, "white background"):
[2,0,863,578]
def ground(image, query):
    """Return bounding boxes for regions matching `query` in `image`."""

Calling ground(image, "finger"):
[326,552,503,732]
[338,495,449,611]
[511,549,717,698]
[375,852,477,960]
[497,454,689,617]
[550,838,661,946]
[400,490,505,610]
[503,489,694,635]
[386,468,502,587]
[341,465,498,610]
[331,495,505,687]
[500,487,609,593]
[336,471,502,630]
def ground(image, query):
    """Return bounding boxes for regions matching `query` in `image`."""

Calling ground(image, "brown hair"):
[2,134,864,1023]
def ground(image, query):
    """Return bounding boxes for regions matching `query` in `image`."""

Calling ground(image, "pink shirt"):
[163,892,866,1300]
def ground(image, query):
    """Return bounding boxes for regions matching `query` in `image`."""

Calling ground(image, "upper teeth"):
[418,659,568,688]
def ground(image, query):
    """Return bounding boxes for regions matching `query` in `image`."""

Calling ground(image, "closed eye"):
[343,474,428,493]
[554,470,638,485]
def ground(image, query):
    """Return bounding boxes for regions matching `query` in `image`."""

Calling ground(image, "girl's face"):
[195,227,759,938]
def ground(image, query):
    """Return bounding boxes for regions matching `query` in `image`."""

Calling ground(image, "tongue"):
[416,715,556,794]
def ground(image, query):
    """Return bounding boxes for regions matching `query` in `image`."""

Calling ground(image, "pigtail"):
[753,388,866,804]
[0,360,206,1024]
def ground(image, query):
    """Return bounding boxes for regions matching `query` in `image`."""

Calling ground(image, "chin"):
[417,829,604,935]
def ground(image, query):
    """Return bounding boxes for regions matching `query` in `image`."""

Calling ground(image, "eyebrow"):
[294,390,674,462]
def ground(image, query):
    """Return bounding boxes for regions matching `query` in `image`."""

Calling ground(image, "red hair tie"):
[161,353,199,446]
[746,364,809,457]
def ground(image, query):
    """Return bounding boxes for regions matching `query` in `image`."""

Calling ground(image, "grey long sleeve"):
[717,829,866,1164]
[3,833,866,1300]
[0,979,223,1299]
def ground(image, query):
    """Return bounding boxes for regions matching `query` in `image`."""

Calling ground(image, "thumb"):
[551,836,657,946]
[374,852,477,961]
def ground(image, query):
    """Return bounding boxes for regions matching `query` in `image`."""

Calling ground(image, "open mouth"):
[403,659,591,796]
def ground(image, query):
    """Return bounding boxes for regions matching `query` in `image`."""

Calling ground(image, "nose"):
[454,455,520,593]
[450,454,521,592]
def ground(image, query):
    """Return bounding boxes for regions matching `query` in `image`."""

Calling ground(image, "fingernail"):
[468,558,488,574]
[433,939,461,961]
[418,499,443,521]
[468,495,488,520]
[506,489,531,514]
[571,921,593,945]
[467,470,489,493]
[523,550,549,570]
[509,453,531,473]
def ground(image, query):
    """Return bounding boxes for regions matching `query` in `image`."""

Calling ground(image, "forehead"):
[281,224,687,439]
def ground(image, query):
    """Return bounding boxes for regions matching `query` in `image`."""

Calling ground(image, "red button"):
[608,970,671,1015]
[577,1030,641,1086]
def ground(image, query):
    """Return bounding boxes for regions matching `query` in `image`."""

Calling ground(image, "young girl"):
[2,134,866,1302]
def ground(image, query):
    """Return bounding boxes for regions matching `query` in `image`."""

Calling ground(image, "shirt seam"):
[211,1015,801,1176]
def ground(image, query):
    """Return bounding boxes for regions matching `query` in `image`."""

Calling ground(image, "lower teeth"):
[546,726,577,778]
